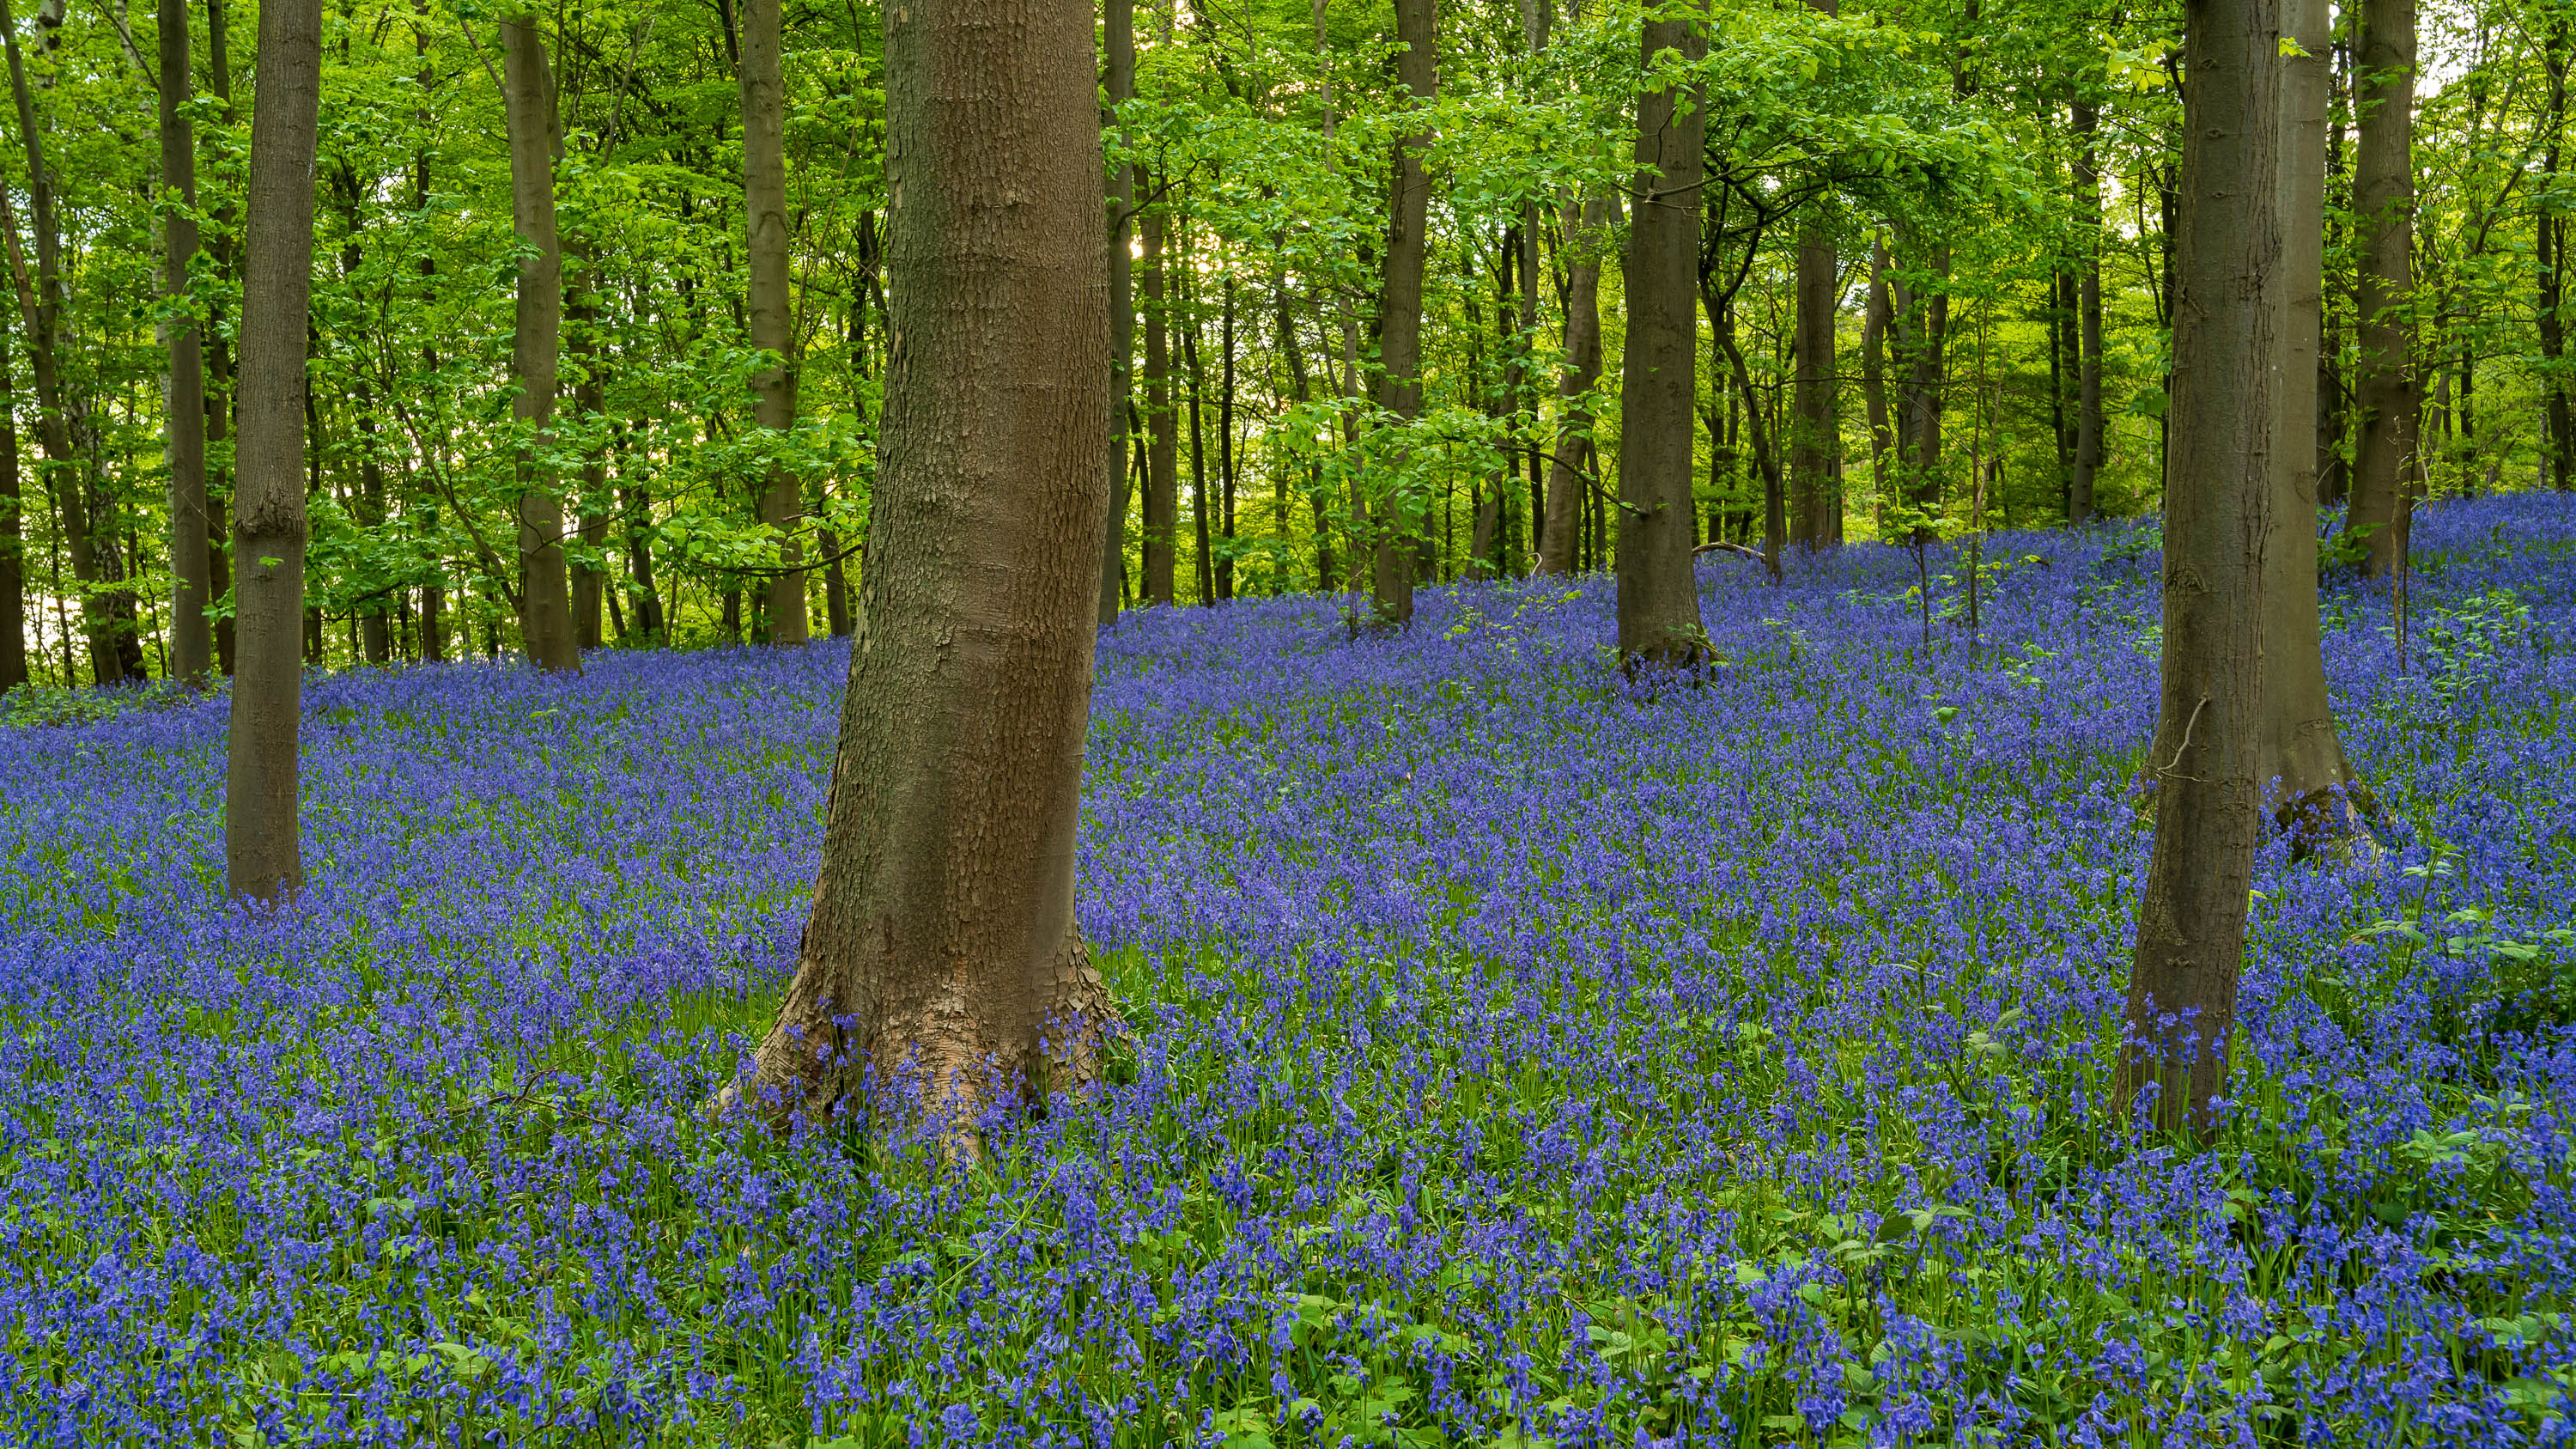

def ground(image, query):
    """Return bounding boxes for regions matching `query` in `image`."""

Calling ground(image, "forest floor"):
[3,497,2575,1446]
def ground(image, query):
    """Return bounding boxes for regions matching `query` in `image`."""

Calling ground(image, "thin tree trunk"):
[1616,13,1707,660]
[743,0,805,643]
[2123,0,2280,1132]
[1140,208,1175,605]
[226,0,322,901]
[2261,0,2369,839]
[2348,0,2416,578]
[1861,236,1893,532]
[1098,0,1134,624]
[206,0,235,675]
[1218,274,1236,600]
[2542,25,2571,493]
[1791,218,1835,548]
[732,0,1113,1135]
[161,0,210,684]
[1184,257,1212,606]
[1535,192,1605,574]
[0,319,19,691]
[503,11,580,672]
[2071,100,2105,524]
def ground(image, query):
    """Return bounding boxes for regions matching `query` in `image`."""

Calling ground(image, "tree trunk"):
[226,0,322,902]
[2348,0,2415,579]
[502,12,580,672]
[1861,237,1893,532]
[1184,257,1213,606]
[1890,237,1950,544]
[743,0,805,644]
[161,0,210,685]
[2260,0,2369,840]
[2071,100,2105,524]
[1140,209,1175,605]
[730,0,1113,1137]
[2542,26,2571,494]
[1616,15,1707,661]
[1791,219,1835,548]
[1715,306,1789,584]
[2123,0,2280,1132]
[0,319,19,691]
[1535,191,1605,575]
[1366,0,1436,624]
[1098,0,1134,624]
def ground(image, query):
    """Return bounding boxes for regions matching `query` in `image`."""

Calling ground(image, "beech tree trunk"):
[2348,0,2416,578]
[1097,0,1134,624]
[1369,0,1437,624]
[2123,0,2279,1132]
[1615,15,1706,661]
[742,0,805,643]
[502,13,580,673]
[1791,219,1834,548]
[731,0,1113,1135]
[1535,190,1606,575]
[225,0,322,902]
[2070,100,2105,524]
[2261,0,2369,838]
[161,0,210,685]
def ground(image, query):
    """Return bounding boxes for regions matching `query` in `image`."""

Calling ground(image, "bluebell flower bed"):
[4,496,2574,1446]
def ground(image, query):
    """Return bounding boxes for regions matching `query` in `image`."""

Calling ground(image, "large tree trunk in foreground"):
[1368,0,1437,625]
[1535,190,1606,575]
[1097,0,1134,624]
[1615,15,1705,663]
[161,0,211,685]
[732,0,1113,1134]
[503,13,580,673]
[2123,0,2279,1133]
[743,0,806,644]
[225,0,322,902]
[2347,0,2415,578]
[2262,0,2370,839]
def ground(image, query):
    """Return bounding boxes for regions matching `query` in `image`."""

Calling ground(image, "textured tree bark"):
[2262,0,2370,841]
[1369,0,1437,625]
[1791,221,1835,549]
[161,0,210,685]
[1097,0,1134,624]
[2347,0,2415,578]
[2122,0,2278,1133]
[225,0,321,902]
[1616,16,1707,661]
[502,14,580,673]
[742,0,805,644]
[2071,100,2105,524]
[1535,191,1606,575]
[730,0,1113,1138]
